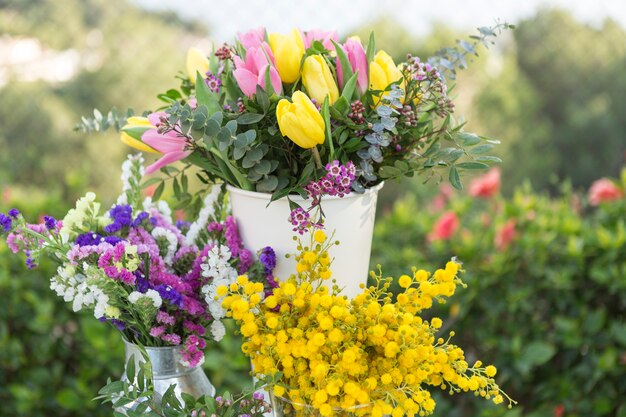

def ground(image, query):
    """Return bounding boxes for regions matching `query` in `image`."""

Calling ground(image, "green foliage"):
[372,172,626,417]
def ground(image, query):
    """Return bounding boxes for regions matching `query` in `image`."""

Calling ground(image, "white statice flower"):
[117,154,145,206]
[151,227,178,265]
[210,320,226,342]
[184,186,221,247]
[60,192,101,243]
[200,245,238,320]
[142,197,173,224]
[128,289,162,309]
[50,265,110,318]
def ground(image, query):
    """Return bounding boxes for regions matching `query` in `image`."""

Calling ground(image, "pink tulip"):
[142,112,192,175]
[429,211,459,241]
[336,38,368,94]
[238,27,266,49]
[469,168,501,198]
[301,29,338,50]
[494,219,516,251]
[588,178,623,206]
[233,46,282,97]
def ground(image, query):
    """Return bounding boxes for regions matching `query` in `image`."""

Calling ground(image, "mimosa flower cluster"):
[219,231,514,417]
[0,155,276,367]
[81,24,511,215]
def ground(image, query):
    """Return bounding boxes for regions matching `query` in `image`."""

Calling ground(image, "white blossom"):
[184,186,221,246]
[210,320,226,342]
[200,244,237,320]
[128,289,162,309]
[151,226,178,265]
[116,154,145,206]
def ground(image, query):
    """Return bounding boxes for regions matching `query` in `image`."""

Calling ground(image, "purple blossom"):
[103,235,123,245]
[105,204,134,233]
[43,215,57,230]
[154,284,184,308]
[156,310,176,326]
[0,213,13,233]
[259,246,276,278]
[8,208,19,219]
[161,333,182,345]
[304,160,356,201]
[176,220,191,230]
[224,216,243,257]
[75,232,102,247]
[205,71,222,93]
[238,249,253,273]
[132,211,150,227]
[287,207,312,235]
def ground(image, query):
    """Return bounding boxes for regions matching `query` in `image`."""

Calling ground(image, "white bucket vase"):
[227,183,383,299]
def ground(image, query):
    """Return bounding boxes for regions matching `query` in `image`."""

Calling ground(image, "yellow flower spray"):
[219,231,515,417]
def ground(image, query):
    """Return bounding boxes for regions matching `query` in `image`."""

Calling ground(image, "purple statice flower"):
[183,296,205,316]
[207,221,223,233]
[259,246,277,278]
[104,204,134,233]
[176,220,191,231]
[24,250,36,269]
[156,310,176,326]
[253,392,265,401]
[135,274,149,293]
[154,284,184,308]
[132,211,150,227]
[150,326,166,337]
[43,215,57,230]
[181,334,206,367]
[75,232,102,247]
[8,208,19,219]
[104,235,123,245]
[100,318,127,331]
[224,216,243,257]
[238,249,253,274]
[161,333,182,345]
[97,243,136,285]
[183,320,206,336]
[0,213,13,233]
[287,207,312,235]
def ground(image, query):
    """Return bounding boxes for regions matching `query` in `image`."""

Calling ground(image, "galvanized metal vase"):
[119,339,215,411]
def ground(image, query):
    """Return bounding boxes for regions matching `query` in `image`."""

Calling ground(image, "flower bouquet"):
[78,23,512,296]
[219,229,515,417]
[0,155,275,401]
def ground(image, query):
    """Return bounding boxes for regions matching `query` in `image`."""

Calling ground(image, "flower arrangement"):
[0,154,274,367]
[218,229,514,417]
[78,24,512,223]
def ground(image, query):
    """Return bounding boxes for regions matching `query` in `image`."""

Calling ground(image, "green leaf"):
[256,85,270,111]
[519,341,556,370]
[332,39,354,88]
[254,160,272,175]
[475,155,502,164]
[321,97,334,160]
[332,96,350,116]
[469,144,494,154]
[196,73,221,114]
[379,165,402,178]
[449,166,462,190]
[237,113,265,125]
[256,175,278,192]
[172,178,181,197]
[152,181,165,200]
[365,32,376,65]
[141,178,162,188]
[456,162,489,170]
[457,132,481,146]
[341,72,359,102]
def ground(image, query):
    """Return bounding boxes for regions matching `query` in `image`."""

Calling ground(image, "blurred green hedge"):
[372,173,626,417]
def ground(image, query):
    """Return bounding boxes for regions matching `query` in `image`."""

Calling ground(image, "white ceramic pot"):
[227,183,383,299]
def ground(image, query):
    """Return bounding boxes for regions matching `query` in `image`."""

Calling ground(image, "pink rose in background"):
[588,178,623,206]
[428,211,459,241]
[142,112,192,175]
[232,46,282,97]
[495,219,517,251]
[301,29,338,50]
[237,27,266,49]
[336,38,368,94]
[469,168,501,198]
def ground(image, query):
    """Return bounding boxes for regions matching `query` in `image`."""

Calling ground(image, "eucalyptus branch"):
[74,107,135,134]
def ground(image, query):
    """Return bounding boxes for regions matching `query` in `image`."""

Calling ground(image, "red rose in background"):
[588,178,622,206]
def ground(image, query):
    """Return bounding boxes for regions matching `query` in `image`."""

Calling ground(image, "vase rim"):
[122,337,183,352]
[226,182,384,202]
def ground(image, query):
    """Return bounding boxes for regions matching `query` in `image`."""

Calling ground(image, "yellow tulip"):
[269,29,305,84]
[276,91,325,149]
[369,50,404,102]
[186,47,210,84]
[301,55,339,105]
[120,117,158,153]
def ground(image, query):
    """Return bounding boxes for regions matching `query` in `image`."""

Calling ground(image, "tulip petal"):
[233,68,260,98]
[120,132,159,153]
[145,150,192,175]
[186,48,209,84]
[142,129,188,154]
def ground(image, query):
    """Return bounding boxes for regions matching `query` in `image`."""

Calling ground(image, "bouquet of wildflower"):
[78,24,512,218]
[219,229,514,417]
[0,154,274,367]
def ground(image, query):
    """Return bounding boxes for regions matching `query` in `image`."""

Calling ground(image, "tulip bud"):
[120,117,158,153]
[302,55,339,105]
[186,48,210,85]
[337,37,368,95]
[276,91,325,149]
[269,29,305,84]
[369,50,404,102]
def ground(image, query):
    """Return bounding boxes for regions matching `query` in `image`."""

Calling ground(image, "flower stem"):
[311,146,323,170]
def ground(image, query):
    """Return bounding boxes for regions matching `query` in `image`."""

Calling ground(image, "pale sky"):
[133,0,626,40]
